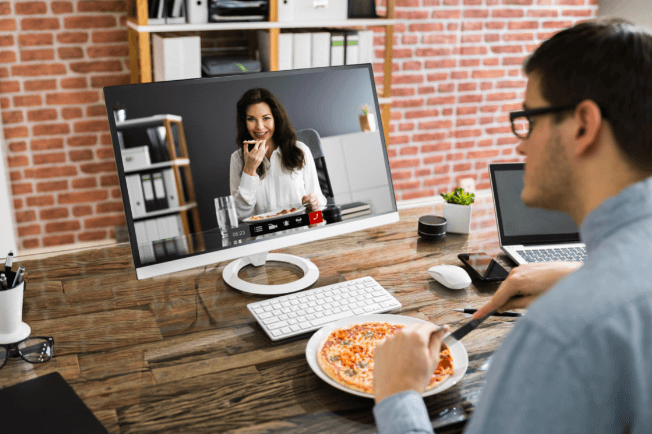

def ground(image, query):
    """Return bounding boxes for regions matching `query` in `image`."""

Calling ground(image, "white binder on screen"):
[311,32,330,67]
[168,215,189,254]
[330,33,345,66]
[152,171,168,210]
[162,168,180,209]
[278,33,294,71]
[134,221,155,264]
[125,174,146,218]
[140,174,156,212]
[345,32,359,65]
[293,33,312,70]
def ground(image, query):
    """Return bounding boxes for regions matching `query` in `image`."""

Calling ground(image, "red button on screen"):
[309,210,323,224]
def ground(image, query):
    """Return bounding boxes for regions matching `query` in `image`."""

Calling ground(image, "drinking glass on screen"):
[215,196,238,238]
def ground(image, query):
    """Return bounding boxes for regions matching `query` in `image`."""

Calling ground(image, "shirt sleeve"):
[373,391,435,434]
[463,321,588,434]
[230,151,259,220]
[299,143,328,207]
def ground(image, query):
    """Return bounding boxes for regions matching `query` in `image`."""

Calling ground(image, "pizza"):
[249,207,300,221]
[316,322,453,394]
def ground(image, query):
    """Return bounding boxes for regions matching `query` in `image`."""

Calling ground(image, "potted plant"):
[359,104,376,132]
[441,187,475,234]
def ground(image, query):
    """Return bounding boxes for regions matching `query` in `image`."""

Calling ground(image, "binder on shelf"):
[162,168,180,209]
[152,35,201,82]
[148,0,166,24]
[146,126,170,163]
[330,33,345,66]
[157,215,177,258]
[166,0,186,23]
[345,32,359,65]
[170,122,182,158]
[340,201,371,215]
[141,173,157,212]
[278,33,293,71]
[311,32,331,68]
[126,174,146,218]
[187,0,209,23]
[358,30,374,64]
[168,215,189,255]
[293,33,312,70]
[134,221,155,264]
[152,172,169,210]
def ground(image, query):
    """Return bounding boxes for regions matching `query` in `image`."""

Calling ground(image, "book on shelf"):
[146,126,170,163]
[340,201,371,215]
[341,208,372,220]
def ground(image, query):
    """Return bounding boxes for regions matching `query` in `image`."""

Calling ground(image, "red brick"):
[72,205,92,216]
[562,9,592,17]
[64,16,116,29]
[33,123,70,136]
[424,154,445,164]
[12,182,33,195]
[86,105,106,117]
[12,63,66,76]
[67,135,97,147]
[9,141,27,152]
[58,190,108,204]
[27,195,55,207]
[493,8,524,18]
[402,60,421,70]
[92,29,128,43]
[78,0,126,12]
[1,97,9,108]
[485,34,500,42]
[70,60,121,73]
[401,35,418,45]
[57,32,88,44]
[87,45,128,58]
[20,47,55,62]
[453,129,482,138]
[8,154,29,168]
[459,94,483,103]
[33,152,66,165]
[15,2,48,14]
[96,201,124,213]
[0,2,10,14]
[409,23,444,32]
[18,33,53,46]
[423,176,451,187]
[22,238,39,248]
[14,198,23,209]
[58,46,83,59]
[69,149,93,161]
[458,82,477,92]
[464,9,489,18]
[24,78,56,91]
[416,47,452,57]
[84,215,125,229]
[43,234,74,247]
[528,9,558,17]
[45,91,98,105]
[72,177,97,189]
[0,19,17,31]
[468,149,500,159]
[0,50,16,63]
[78,230,108,242]
[451,71,468,79]
[50,1,72,12]
[13,95,41,107]
[460,59,480,67]
[456,118,476,127]
[18,224,41,236]
[73,119,109,133]
[31,137,63,151]
[90,74,129,87]
[391,170,412,181]
[424,59,456,69]
[36,180,67,192]
[394,180,421,190]
[419,120,453,129]
[396,10,429,19]
[34,165,76,178]
[486,91,517,101]
[462,22,482,31]
[472,69,505,79]
[27,108,57,121]
[39,207,69,220]
[100,174,119,186]
[398,122,415,131]
[423,35,457,45]
[503,33,534,41]
[21,17,59,30]
[62,107,83,119]
[2,110,23,123]
[432,10,461,19]
[0,35,13,46]
[15,210,36,223]
[4,126,29,138]
[80,161,116,173]
[60,76,87,89]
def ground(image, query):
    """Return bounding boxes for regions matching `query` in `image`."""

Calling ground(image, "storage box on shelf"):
[116,114,205,264]
[125,0,395,146]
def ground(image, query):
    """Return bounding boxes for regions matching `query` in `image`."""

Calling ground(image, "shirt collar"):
[581,176,652,252]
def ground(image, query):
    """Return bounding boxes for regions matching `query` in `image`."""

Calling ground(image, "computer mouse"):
[428,265,472,290]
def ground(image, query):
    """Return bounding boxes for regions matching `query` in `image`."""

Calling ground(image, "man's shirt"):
[374,177,652,434]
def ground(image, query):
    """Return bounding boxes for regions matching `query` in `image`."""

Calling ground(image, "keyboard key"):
[268,320,289,330]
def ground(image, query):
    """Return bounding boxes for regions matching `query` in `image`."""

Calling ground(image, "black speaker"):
[348,0,376,18]
[418,215,447,241]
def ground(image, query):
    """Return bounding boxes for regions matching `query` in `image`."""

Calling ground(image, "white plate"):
[243,206,306,223]
[305,314,468,399]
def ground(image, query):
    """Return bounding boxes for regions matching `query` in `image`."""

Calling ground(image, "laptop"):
[489,163,587,265]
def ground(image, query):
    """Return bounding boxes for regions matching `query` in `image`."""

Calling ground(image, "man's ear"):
[572,100,602,158]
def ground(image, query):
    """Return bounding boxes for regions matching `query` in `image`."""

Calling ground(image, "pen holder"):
[0,272,30,344]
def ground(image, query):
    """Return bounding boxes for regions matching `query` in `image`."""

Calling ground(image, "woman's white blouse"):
[229,141,327,220]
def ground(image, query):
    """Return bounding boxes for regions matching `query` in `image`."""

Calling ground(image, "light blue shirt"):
[374,177,652,434]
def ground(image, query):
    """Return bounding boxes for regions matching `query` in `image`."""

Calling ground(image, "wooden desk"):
[0,205,519,433]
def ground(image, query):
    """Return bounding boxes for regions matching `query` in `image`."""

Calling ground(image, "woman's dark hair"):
[524,18,652,172]
[236,88,305,179]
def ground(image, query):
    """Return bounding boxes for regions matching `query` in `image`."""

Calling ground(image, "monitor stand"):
[222,251,319,295]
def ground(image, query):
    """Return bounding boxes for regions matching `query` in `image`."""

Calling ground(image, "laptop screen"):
[489,163,580,246]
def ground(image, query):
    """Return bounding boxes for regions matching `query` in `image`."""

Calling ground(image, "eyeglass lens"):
[512,116,530,138]
[17,338,52,363]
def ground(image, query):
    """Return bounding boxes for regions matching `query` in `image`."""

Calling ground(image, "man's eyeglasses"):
[0,336,54,369]
[509,104,578,139]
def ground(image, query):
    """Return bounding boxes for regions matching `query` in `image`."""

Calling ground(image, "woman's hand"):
[472,261,582,319]
[242,140,267,177]
[301,193,320,211]
[373,323,450,404]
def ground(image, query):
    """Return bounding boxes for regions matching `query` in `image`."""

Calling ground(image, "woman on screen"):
[229,88,327,220]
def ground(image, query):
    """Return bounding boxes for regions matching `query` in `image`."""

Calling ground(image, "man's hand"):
[301,193,319,211]
[472,261,582,319]
[373,323,449,404]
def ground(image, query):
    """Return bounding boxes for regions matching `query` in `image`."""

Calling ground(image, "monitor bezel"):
[104,64,399,279]
[489,162,580,246]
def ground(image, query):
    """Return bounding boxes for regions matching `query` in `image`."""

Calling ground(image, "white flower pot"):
[443,202,472,234]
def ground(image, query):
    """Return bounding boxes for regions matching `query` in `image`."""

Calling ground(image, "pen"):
[12,267,24,289]
[454,308,522,318]
[4,250,12,275]
[0,273,7,290]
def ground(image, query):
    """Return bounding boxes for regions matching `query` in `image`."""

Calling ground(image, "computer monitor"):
[103,65,398,294]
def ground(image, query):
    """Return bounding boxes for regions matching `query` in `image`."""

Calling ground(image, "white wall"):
[0,120,18,255]
[598,0,652,30]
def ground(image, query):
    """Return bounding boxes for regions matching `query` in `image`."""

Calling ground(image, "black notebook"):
[0,372,108,433]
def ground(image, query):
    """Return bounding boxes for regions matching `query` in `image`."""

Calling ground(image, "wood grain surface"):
[0,205,520,433]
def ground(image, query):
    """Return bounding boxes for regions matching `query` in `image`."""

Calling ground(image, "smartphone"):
[458,253,509,281]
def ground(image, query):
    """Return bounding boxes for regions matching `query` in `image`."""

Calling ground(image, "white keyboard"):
[247,276,402,341]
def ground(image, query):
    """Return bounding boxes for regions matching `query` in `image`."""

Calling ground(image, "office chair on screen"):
[296,128,335,204]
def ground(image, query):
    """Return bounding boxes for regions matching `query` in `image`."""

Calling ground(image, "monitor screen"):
[104,65,398,280]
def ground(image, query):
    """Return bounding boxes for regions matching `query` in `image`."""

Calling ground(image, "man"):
[373,18,652,433]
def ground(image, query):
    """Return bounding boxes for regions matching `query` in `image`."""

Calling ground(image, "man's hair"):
[236,88,305,179]
[524,18,652,172]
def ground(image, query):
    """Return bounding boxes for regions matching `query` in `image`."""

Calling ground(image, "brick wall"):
[0,0,129,250]
[0,0,598,251]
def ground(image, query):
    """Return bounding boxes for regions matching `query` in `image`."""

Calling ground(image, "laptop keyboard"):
[517,247,587,263]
